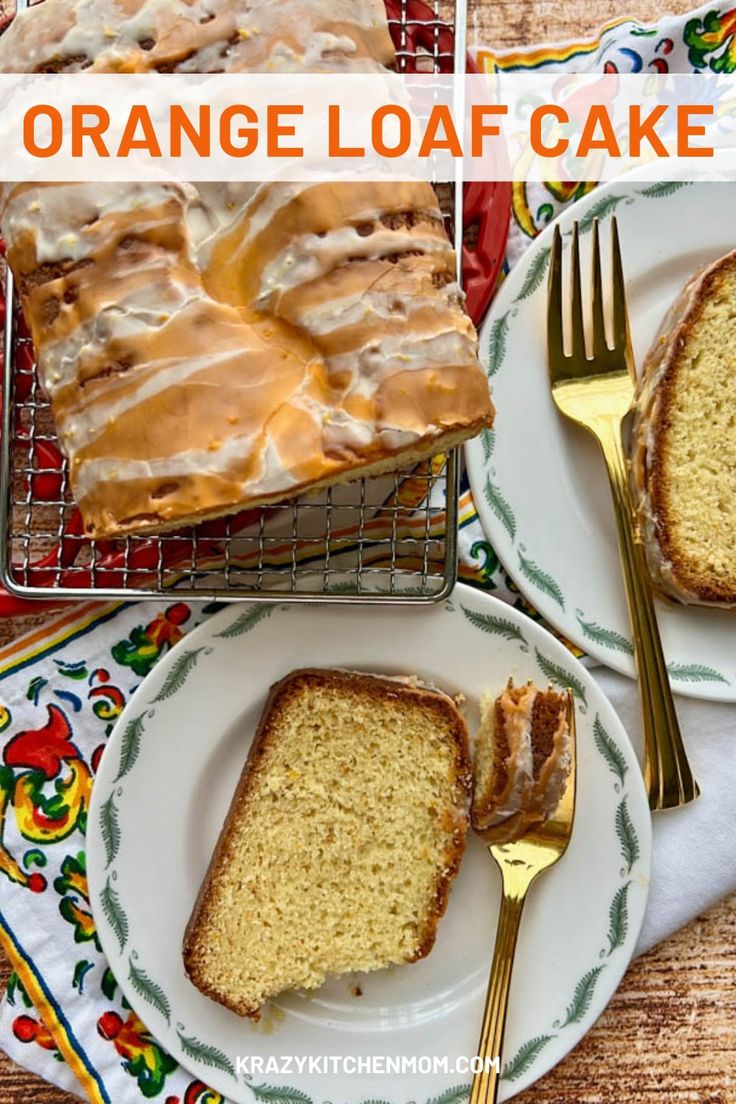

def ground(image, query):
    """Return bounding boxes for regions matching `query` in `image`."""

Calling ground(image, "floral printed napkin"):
[1,3,736,1102]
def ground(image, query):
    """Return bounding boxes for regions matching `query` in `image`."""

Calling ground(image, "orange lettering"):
[677,104,713,157]
[118,105,162,157]
[267,105,303,157]
[419,105,462,158]
[328,105,364,157]
[530,104,569,157]
[71,106,110,157]
[220,105,257,157]
[629,105,668,157]
[372,105,410,158]
[23,105,62,158]
[170,105,210,157]
[471,104,508,158]
[577,105,620,158]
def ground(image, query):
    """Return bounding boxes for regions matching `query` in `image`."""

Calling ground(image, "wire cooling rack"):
[0,0,503,609]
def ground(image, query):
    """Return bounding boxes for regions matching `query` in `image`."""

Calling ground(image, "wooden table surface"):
[0,0,735,1100]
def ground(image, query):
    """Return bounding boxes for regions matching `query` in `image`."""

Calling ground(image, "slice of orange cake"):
[183,668,471,1017]
[629,251,736,606]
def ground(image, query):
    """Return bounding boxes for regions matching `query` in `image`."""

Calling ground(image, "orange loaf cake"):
[0,0,494,540]
[629,251,736,606]
[183,668,472,1018]
[471,681,571,844]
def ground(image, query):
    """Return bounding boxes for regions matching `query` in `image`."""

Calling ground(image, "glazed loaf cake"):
[629,251,736,606]
[471,681,571,844]
[183,669,472,1018]
[0,0,494,540]
[0,0,396,74]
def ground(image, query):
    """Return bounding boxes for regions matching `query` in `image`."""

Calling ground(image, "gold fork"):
[470,691,576,1104]
[547,218,699,811]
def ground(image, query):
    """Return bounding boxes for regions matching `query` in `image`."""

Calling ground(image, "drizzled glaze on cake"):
[629,250,736,607]
[0,0,394,74]
[0,1,494,539]
[471,681,571,845]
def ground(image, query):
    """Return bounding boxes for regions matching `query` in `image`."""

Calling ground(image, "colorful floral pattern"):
[0,602,217,1103]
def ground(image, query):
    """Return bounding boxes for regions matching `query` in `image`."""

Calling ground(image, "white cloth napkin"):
[590,666,736,953]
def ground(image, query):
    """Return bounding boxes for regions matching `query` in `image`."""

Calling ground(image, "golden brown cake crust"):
[629,251,736,606]
[182,668,472,1017]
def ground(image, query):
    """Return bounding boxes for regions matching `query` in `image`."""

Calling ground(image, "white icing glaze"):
[59,346,250,450]
[256,228,449,305]
[485,684,536,825]
[325,328,478,380]
[72,427,260,500]
[41,277,202,396]
[2,181,189,263]
[289,285,463,336]
[0,0,394,74]
[473,684,571,839]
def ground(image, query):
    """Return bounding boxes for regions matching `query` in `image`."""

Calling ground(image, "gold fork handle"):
[598,423,700,810]
[469,890,526,1104]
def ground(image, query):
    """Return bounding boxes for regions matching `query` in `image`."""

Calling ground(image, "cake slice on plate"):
[629,251,736,606]
[183,668,471,1018]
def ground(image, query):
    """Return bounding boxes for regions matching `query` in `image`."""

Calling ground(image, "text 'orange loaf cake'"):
[0,0,495,541]
[183,668,472,1018]
[471,681,571,844]
[629,251,736,606]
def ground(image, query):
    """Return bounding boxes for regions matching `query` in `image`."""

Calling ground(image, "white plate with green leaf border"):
[87,585,650,1104]
[466,177,736,702]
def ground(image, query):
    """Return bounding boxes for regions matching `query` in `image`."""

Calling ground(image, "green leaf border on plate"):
[176,1028,237,1079]
[461,605,529,651]
[484,475,517,541]
[593,715,628,791]
[554,965,606,1028]
[99,874,128,954]
[487,311,512,375]
[215,604,275,639]
[514,246,551,301]
[93,600,645,1100]
[152,647,210,702]
[518,548,565,611]
[249,1085,313,1104]
[605,882,631,957]
[533,648,588,711]
[615,796,640,875]
[113,712,149,783]
[501,1034,555,1082]
[666,663,729,685]
[99,792,121,870]
[575,611,633,656]
[129,954,172,1026]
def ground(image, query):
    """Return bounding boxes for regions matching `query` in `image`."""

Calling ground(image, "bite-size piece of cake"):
[471,681,571,844]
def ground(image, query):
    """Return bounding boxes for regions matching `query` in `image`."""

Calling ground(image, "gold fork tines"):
[470,692,577,1104]
[547,218,699,811]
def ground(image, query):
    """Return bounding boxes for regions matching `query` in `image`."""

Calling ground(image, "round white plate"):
[87,586,650,1104]
[466,178,736,701]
